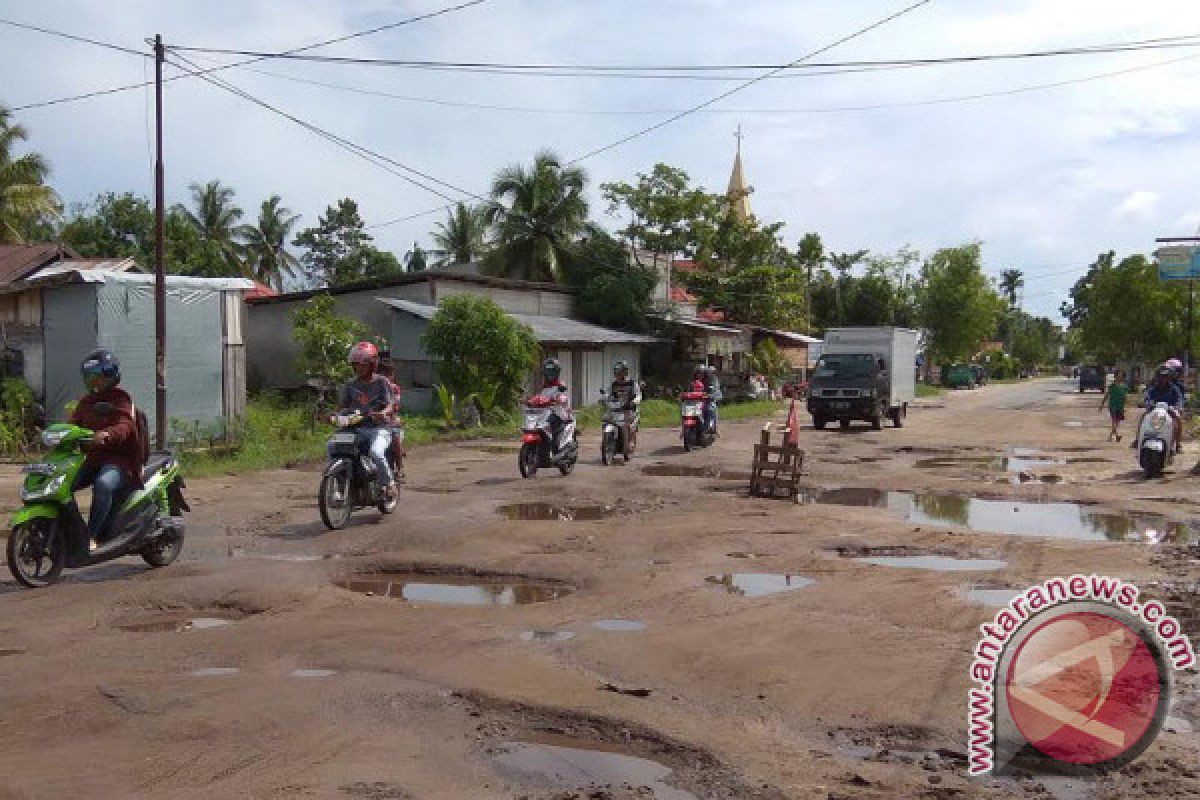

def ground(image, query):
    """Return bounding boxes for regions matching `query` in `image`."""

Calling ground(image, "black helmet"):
[81,348,120,387]
[613,360,629,378]
[543,357,561,383]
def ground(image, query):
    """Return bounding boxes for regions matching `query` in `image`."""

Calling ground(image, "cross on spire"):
[734,124,743,155]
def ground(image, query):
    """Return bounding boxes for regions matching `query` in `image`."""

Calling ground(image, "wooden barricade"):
[749,423,804,501]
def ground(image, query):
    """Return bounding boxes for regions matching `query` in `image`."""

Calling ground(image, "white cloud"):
[1114,190,1159,221]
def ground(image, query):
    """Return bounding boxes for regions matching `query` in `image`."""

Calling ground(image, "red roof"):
[697,308,726,322]
[672,258,699,273]
[0,243,78,285]
[245,281,279,301]
[669,286,696,303]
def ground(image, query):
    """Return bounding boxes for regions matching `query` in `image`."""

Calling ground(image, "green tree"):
[178,180,246,277]
[562,227,657,331]
[919,244,1005,364]
[293,198,401,287]
[0,106,60,243]
[828,250,868,325]
[999,268,1024,309]
[290,293,367,401]
[796,232,825,327]
[420,294,539,409]
[601,163,715,259]
[484,150,588,281]
[240,194,301,291]
[430,202,487,267]
[750,339,792,386]
[59,190,214,275]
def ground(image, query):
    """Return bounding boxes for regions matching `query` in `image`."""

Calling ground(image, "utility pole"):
[154,34,167,449]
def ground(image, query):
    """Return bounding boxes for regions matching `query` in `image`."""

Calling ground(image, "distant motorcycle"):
[318,412,399,529]
[680,390,716,452]
[518,394,578,478]
[1137,402,1176,478]
[598,389,637,465]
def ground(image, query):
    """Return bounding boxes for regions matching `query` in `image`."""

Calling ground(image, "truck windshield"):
[814,354,875,380]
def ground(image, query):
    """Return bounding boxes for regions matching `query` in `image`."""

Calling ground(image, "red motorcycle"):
[680,390,716,452]
[518,393,578,478]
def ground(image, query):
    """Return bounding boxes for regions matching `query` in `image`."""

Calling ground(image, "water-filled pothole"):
[725,551,769,559]
[117,613,241,633]
[336,571,573,606]
[520,630,576,642]
[641,465,750,481]
[492,738,697,800]
[497,503,617,521]
[855,555,1007,571]
[963,586,1022,607]
[592,619,646,631]
[290,668,337,678]
[190,667,239,677]
[706,573,814,597]
[802,488,1197,541]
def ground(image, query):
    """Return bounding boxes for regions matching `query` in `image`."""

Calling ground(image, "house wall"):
[431,280,573,316]
[0,289,45,398]
[42,285,99,423]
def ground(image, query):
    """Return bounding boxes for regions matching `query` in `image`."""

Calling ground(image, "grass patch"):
[181,395,784,477]
[915,383,944,398]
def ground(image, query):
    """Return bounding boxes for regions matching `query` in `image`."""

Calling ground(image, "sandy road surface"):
[0,378,1197,800]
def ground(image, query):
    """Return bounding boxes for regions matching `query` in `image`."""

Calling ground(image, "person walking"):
[1100,369,1129,442]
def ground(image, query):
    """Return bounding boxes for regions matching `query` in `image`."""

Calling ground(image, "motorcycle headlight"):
[1151,414,1167,431]
[41,429,70,447]
[21,473,66,501]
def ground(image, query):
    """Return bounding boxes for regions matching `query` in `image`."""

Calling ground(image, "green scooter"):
[6,414,189,588]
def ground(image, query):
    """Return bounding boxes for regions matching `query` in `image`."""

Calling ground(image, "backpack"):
[132,403,150,464]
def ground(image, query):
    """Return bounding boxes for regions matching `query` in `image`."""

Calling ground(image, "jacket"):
[69,387,144,488]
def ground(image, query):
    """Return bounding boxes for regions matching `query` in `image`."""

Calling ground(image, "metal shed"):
[379,297,661,410]
[0,268,252,434]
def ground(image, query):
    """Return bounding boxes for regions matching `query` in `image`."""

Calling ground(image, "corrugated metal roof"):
[378,297,662,344]
[0,243,78,285]
[248,269,573,305]
[0,268,254,296]
[759,327,821,344]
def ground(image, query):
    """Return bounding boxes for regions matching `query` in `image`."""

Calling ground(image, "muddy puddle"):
[519,630,576,642]
[492,737,697,800]
[475,445,520,454]
[190,667,239,677]
[289,668,336,678]
[592,619,645,631]
[0,648,25,658]
[336,572,573,606]
[802,488,1197,542]
[641,465,751,481]
[962,585,1023,607]
[117,613,241,633]
[406,486,462,494]
[497,503,616,521]
[706,573,814,597]
[855,555,1007,571]
[725,551,770,559]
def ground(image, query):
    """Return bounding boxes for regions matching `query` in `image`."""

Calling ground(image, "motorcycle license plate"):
[523,414,543,429]
[330,433,357,445]
[831,402,850,410]
[683,404,702,416]
[1143,439,1165,452]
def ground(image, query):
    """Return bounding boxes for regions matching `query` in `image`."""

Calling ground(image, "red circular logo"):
[1005,611,1163,765]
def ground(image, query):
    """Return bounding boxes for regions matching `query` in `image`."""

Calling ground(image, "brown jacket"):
[69,387,143,488]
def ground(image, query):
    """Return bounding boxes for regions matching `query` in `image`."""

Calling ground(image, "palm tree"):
[430,202,487,267]
[999,268,1024,309]
[239,195,301,290]
[0,106,61,243]
[828,249,868,325]
[180,180,244,276]
[484,150,588,282]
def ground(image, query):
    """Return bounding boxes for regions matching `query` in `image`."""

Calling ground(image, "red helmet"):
[348,341,379,367]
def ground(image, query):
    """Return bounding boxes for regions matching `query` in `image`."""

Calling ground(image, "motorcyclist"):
[334,342,397,502]
[376,352,405,483]
[1135,366,1184,454]
[609,359,642,447]
[69,349,143,547]
[1165,357,1186,402]
[692,364,722,433]
[539,357,572,450]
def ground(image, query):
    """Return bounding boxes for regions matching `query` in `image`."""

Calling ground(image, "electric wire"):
[0,15,148,57]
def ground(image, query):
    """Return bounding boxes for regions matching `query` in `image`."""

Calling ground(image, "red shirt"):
[69,387,144,487]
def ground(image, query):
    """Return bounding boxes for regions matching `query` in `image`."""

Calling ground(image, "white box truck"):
[806,327,918,430]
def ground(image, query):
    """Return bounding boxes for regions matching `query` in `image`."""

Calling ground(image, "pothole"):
[705,573,814,597]
[289,668,337,678]
[476,445,520,454]
[0,647,25,658]
[641,465,750,481]
[407,486,462,494]
[519,630,576,642]
[725,551,770,559]
[190,667,239,677]
[492,737,698,800]
[592,619,646,631]
[116,611,244,633]
[336,568,574,606]
[497,503,618,521]
[854,555,1007,572]
[962,584,1023,607]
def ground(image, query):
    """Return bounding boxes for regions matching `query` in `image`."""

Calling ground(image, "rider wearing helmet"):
[539,357,572,449]
[335,342,397,501]
[69,349,143,546]
[692,364,722,433]
[610,359,642,447]
[1137,365,1185,453]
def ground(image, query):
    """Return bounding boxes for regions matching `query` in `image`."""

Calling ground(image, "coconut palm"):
[828,249,868,325]
[484,150,588,282]
[239,195,301,290]
[179,180,245,276]
[0,106,61,243]
[430,202,487,267]
[1000,268,1024,309]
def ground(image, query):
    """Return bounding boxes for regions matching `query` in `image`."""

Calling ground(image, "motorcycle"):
[7,416,189,588]
[598,389,637,465]
[518,393,578,478]
[681,390,716,452]
[318,412,400,530]
[1137,402,1176,478]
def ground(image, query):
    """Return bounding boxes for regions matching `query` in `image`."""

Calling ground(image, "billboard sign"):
[1155,246,1200,281]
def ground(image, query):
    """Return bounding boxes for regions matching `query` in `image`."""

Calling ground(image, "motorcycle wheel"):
[558,434,579,475]
[142,527,184,567]
[376,482,399,515]
[518,443,539,478]
[601,432,615,466]
[683,427,694,452]
[1139,448,1165,479]
[7,518,65,588]
[318,472,353,530]
[622,430,633,463]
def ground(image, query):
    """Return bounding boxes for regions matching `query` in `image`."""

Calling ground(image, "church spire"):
[726,125,752,220]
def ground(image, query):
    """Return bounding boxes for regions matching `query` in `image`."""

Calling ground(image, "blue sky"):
[4,0,1200,319]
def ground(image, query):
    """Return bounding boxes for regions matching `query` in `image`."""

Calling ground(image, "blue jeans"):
[74,463,126,541]
[330,427,394,486]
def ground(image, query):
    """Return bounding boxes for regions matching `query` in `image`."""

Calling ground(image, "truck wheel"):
[839,419,851,431]
[891,408,904,428]
[813,416,826,431]
[871,409,883,430]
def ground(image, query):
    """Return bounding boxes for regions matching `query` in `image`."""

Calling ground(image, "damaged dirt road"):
[0,378,1197,799]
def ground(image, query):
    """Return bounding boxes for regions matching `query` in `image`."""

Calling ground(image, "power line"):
[566,0,935,166]
[7,0,491,113]
[0,15,148,57]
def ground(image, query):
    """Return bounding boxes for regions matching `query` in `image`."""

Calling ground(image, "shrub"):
[291,294,368,403]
